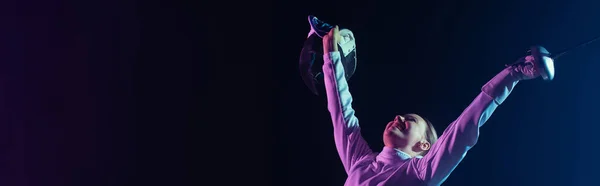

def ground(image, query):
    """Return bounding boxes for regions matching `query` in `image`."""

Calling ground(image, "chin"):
[384,137,405,146]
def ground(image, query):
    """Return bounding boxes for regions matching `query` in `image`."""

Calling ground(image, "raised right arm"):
[323,51,373,173]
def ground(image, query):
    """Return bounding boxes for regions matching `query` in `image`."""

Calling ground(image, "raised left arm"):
[416,66,526,185]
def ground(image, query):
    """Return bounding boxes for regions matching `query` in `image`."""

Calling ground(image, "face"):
[383,114,430,153]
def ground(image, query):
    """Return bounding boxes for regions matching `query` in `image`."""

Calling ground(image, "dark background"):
[1,0,600,185]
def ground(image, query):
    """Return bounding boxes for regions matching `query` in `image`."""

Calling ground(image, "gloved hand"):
[323,26,341,54]
[508,55,541,80]
[483,55,542,105]
[321,25,356,58]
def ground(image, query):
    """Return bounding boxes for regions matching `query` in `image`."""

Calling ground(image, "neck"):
[389,146,419,157]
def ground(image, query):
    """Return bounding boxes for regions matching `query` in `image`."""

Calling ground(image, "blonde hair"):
[421,118,438,156]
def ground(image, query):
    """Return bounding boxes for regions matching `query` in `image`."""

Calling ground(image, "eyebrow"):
[405,114,424,123]
[404,115,417,120]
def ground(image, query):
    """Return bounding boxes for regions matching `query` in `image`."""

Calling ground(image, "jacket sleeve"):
[416,68,520,186]
[322,51,373,173]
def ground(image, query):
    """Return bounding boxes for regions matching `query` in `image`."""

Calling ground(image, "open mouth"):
[394,122,405,131]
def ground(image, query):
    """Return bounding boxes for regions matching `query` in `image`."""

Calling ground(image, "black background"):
[2,0,600,185]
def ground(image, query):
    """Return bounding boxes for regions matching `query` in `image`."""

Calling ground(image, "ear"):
[419,141,431,151]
